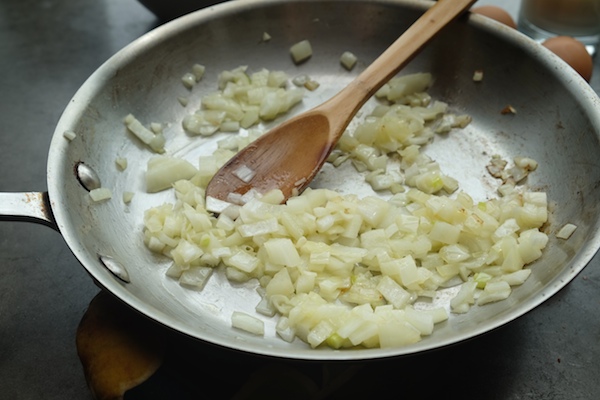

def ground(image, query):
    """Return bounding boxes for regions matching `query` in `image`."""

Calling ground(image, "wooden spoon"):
[206,0,477,211]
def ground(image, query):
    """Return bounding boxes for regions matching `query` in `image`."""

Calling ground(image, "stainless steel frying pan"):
[2,0,600,360]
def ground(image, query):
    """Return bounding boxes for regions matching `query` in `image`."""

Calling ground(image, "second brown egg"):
[543,36,593,82]
[471,5,517,29]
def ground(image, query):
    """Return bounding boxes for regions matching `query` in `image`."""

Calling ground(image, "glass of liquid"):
[518,0,600,55]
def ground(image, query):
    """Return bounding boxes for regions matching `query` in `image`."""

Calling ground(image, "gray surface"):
[1,0,599,398]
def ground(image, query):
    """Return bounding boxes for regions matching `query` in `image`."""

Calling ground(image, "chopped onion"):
[556,223,577,239]
[275,316,296,342]
[89,187,112,202]
[192,64,205,81]
[179,266,213,289]
[231,311,265,335]
[115,157,128,171]
[63,130,77,141]
[181,72,196,89]
[292,74,310,86]
[143,181,548,348]
[290,40,312,64]
[501,105,517,114]
[304,79,320,91]
[145,156,198,193]
[181,66,304,135]
[477,280,512,305]
[234,164,255,183]
[340,51,358,70]
[122,191,134,204]
[140,69,551,351]
[124,114,165,153]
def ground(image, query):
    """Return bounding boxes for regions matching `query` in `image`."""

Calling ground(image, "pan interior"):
[47,0,600,360]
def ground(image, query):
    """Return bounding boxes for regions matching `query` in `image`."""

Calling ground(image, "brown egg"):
[542,36,593,82]
[471,5,517,29]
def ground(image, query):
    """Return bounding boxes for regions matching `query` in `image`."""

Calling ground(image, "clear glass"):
[518,0,600,55]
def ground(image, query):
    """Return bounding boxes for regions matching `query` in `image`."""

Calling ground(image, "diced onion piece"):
[292,74,309,86]
[225,250,259,273]
[122,191,134,204]
[124,114,165,153]
[220,121,240,132]
[377,275,411,309]
[181,72,196,89]
[266,267,295,297]
[206,196,235,214]
[234,164,255,183]
[404,307,434,336]
[472,69,484,81]
[514,156,538,171]
[501,105,517,114]
[377,72,432,101]
[268,71,288,87]
[379,320,421,348]
[275,316,296,342]
[556,223,577,239]
[255,296,276,317]
[124,114,152,143]
[192,64,206,81]
[171,239,203,265]
[477,281,512,305]
[264,239,301,267]
[231,311,265,336]
[240,110,260,129]
[304,79,320,91]
[238,217,279,237]
[63,130,76,141]
[183,110,226,136]
[179,266,213,289]
[429,221,461,244]
[115,157,128,171]
[145,156,198,193]
[450,281,477,313]
[150,122,163,134]
[290,40,312,64]
[500,269,532,286]
[340,51,358,70]
[89,187,112,202]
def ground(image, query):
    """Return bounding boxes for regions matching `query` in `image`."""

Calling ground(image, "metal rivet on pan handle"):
[98,255,131,283]
[75,162,101,192]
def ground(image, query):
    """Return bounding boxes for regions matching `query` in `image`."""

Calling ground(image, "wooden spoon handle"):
[323,0,477,140]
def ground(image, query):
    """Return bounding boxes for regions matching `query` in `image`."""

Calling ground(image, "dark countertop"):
[1,1,599,399]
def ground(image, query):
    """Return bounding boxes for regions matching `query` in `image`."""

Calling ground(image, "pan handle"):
[0,192,58,231]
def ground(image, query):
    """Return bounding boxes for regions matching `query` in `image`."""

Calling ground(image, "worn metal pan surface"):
[2,0,600,360]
